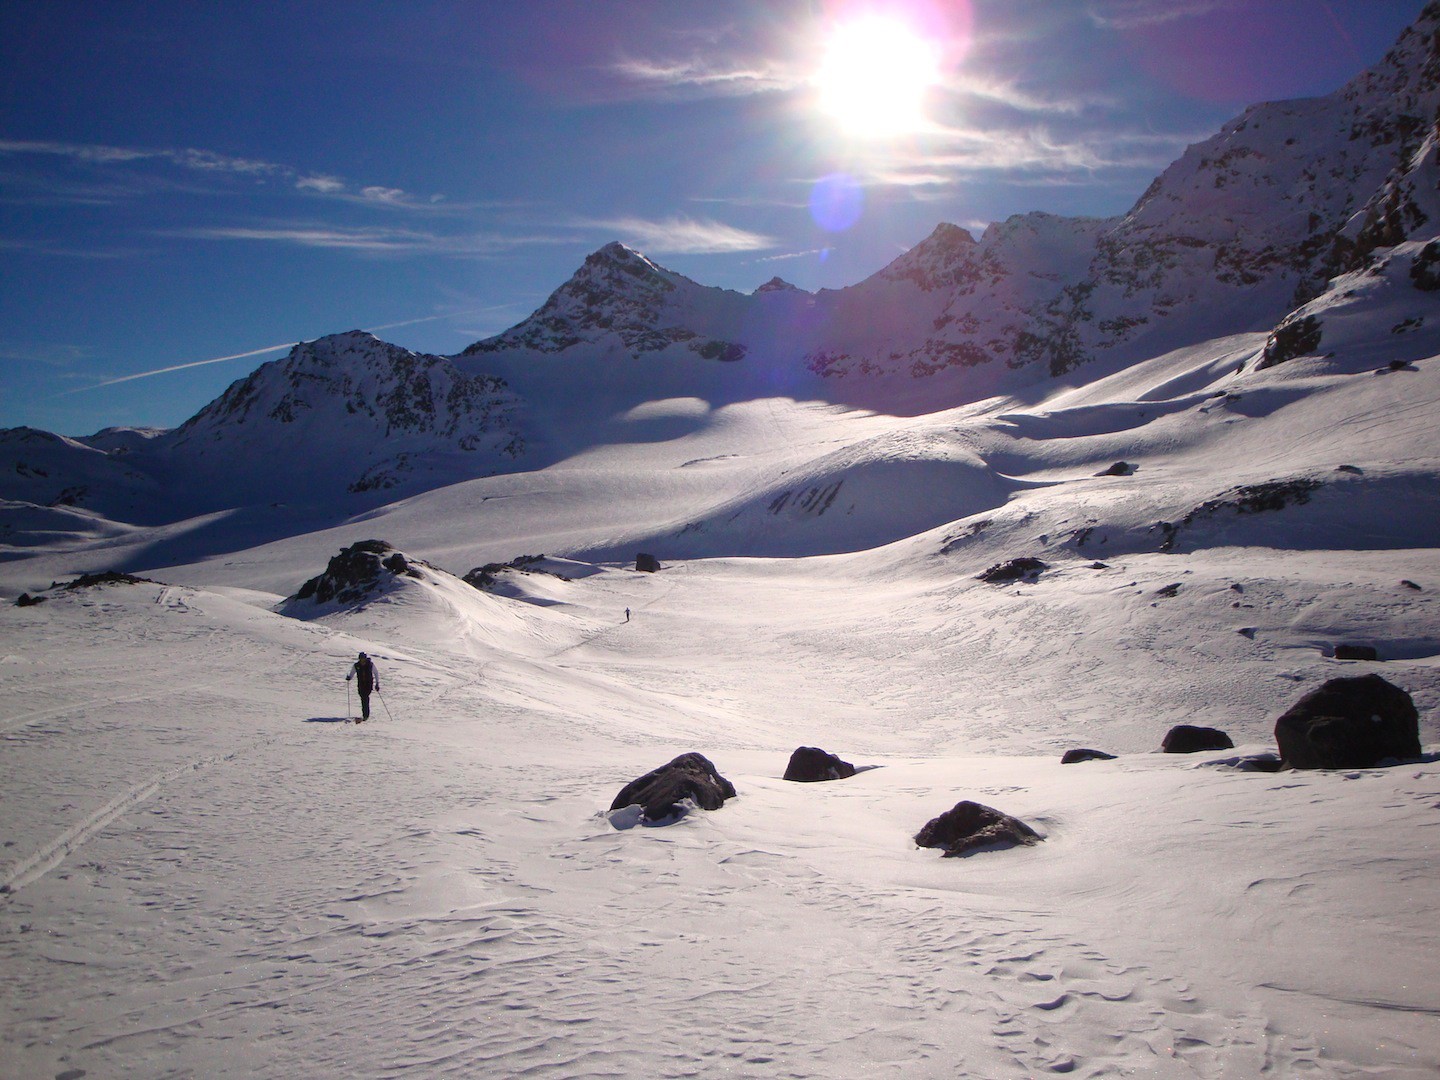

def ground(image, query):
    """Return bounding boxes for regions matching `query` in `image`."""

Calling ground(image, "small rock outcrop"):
[1274,674,1421,769]
[914,801,1042,858]
[1161,725,1235,754]
[610,753,736,821]
[1061,748,1116,764]
[783,746,857,783]
[977,557,1048,584]
[289,540,424,606]
[635,553,661,573]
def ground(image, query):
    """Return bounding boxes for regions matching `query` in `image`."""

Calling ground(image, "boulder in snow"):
[1161,725,1235,754]
[783,746,857,783]
[635,553,662,573]
[1274,674,1421,769]
[610,753,736,821]
[1061,748,1116,764]
[914,800,1042,858]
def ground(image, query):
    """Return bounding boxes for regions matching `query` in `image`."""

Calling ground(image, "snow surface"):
[2,318,1439,1077]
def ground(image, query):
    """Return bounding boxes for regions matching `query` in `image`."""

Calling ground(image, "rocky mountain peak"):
[754,276,801,295]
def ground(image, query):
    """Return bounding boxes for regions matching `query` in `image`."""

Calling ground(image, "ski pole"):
[377,688,395,722]
[345,680,352,722]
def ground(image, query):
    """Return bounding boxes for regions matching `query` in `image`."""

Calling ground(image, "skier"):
[625,607,631,622]
[346,651,379,722]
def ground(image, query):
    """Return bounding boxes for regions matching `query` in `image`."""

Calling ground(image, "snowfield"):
[2,328,1438,1077]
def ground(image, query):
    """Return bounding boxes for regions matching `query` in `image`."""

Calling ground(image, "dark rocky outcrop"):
[783,746,857,783]
[1333,643,1381,661]
[289,539,424,606]
[1061,748,1117,764]
[60,570,157,590]
[1256,314,1324,370]
[1097,461,1135,477]
[914,800,1042,858]
[1161,725,1235,754]
[463,554,566,591]
[610,753,736,820]
[1274,674,1421,769]
[14,592,45,607]
[635,553,661,573]
[977,557,1048,584]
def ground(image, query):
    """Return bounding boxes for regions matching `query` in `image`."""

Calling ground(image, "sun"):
[815,16,942,138]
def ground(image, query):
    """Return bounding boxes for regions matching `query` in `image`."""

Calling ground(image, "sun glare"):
[815,16,941,138]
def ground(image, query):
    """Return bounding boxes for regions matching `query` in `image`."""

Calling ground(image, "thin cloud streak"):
[585,215,776,254]
[0,138,443,211]
[168,224,571,256]
[1085,0,1240,30]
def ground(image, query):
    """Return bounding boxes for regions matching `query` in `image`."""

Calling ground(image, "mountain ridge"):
[1,4,1438,569]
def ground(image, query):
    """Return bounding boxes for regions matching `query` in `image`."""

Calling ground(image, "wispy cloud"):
[583,215,776,255]
[610,54,800,97]
[167,222,570,257]
[1084,0,1240,30]
[947,73,1114,116]
[0,138,441,210]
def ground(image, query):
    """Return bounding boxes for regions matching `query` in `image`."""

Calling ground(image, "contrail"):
[62,306,512,395]
[73,342,299,392]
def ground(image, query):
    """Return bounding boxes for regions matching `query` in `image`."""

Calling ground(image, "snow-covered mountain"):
[460,3,1440,396]
[4,6,1439,539]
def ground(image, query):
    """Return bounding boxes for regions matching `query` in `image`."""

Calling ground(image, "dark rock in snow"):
[60,570,158,590]
[14,592,45,607]
[463,554,565,591]
[1097,461,1135,476]
[1256,314,1324,370]
[1061,748,1117,764]
[915,801,1042,858]
[783,746,857,783]
[1334,643,1381,661]
[1401,580,1423,591]
[1410,239,1440,291]
[1274,674,1421,769]
[610,753,736,821]
[290,539,424,606]
[635,553,661,573]
[1155,582,1183,598]
[1161,725,1235,754]
[977,557,1048,584]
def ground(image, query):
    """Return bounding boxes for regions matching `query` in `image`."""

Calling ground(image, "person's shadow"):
[304,716,351,724]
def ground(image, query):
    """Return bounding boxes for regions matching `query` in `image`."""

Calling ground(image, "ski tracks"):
[0,738,276,897]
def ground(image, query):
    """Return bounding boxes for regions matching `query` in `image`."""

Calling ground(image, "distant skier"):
[346,652,379,722]
[625,607,631,622]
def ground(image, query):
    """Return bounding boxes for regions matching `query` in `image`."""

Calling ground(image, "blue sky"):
[1,0,1427,435]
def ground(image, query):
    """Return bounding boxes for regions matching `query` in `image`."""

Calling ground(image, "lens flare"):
[809,172,865,232]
